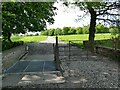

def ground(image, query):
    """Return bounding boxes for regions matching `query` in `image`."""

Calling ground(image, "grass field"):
[11,34,119,49]
[58,33,119,49]
[58,33,112,41]
[11,35,47,42]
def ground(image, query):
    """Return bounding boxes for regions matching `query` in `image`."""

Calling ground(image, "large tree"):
[2,2,57,42]
[63,1,120,42]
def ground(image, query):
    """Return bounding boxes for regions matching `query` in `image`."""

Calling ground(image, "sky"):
[47,1,90,29]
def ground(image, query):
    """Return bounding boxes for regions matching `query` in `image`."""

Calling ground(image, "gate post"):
[55,35,60,70]
[69,41,70,61]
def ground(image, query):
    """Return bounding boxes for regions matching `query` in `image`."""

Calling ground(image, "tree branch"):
[96,18,120,23]
[96,2,119,16]
[98,12,120,16]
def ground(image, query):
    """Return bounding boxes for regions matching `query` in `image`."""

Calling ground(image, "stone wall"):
[95,46,120,59]
[83,40,120,59]
[2,45,27,71]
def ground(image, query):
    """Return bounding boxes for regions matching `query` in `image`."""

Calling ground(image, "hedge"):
[2,41,24,51]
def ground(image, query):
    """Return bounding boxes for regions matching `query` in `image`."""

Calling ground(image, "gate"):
[58,40,97,62]
[58,39,120,63]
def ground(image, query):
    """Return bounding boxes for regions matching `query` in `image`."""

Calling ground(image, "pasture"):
[58,33,119,49]
[11,35,47,42]
[58,33,112,41]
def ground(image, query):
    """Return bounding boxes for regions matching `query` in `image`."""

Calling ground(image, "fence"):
[54,37,120,74]
[58,40,95,63]
[58,39,120,63]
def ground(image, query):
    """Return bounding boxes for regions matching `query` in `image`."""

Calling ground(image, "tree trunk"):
[87,6,97,51]
[8,32,12,43]
[88,7,97,42]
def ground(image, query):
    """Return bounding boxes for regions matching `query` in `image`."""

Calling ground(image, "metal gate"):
[58,39,120,63]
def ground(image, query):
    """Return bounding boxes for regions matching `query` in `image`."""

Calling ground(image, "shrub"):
[96,24,109,33]
[2,41,24,51]
[76,27,83,34]
[41,30,48,35]
[48,29,54,36]
[68,28,76,34]
[82,26,89,34]
[109,28,119,36]
[62,27,71,35]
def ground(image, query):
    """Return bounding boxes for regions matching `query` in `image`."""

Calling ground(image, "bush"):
[62,27,71,35]
[2,41,24,51]
[41,30,48,35]
[68,28,76,34]
[48,29,54,36]
[82,26,89,34]
[109,28,119,36]
[76,27,83,34]
[96,24,109,33]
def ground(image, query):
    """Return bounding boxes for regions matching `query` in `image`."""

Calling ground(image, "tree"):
[62,27,71,35]
[109,26,119,37]
[2,2,57,42]
[76,27,83,34]
[41,30,48,36]
[82,25,89,34]
[63,1,120,42]
[96,24,109,33]
[68,27,76,34]
[48,29,55,36]
[55,28,62,35]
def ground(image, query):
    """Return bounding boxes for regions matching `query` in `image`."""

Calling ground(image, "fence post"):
[25,44,28,53]
[55,35,60,70]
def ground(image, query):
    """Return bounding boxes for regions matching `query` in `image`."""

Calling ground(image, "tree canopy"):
[63,1,120,42]
[2,2,57,42]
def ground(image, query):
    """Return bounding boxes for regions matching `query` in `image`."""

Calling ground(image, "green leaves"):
[2,2,56,42]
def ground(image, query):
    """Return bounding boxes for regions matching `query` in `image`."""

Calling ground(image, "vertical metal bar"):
[53,43,55,62]
[68,41,71,76]
[86,42,88,60]
[69,41,70,61]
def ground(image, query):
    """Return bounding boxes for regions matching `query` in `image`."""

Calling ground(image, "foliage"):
[48,29,55,36]
[63,1,120,41]
[68,28,76,34]
[2,41,24,51]
[82,25,89,34]
[41,30,48,36]
[109,26,119,36]
[2,2,56,42]
[76,27,83,34]
[41,24,115,36]
[96,24,109,33]
[62,27,71,35]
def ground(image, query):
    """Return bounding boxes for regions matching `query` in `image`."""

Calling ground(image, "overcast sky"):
[47,1,90,29]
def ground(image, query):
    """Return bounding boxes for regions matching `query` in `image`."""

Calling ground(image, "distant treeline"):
[41,24,119,36]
